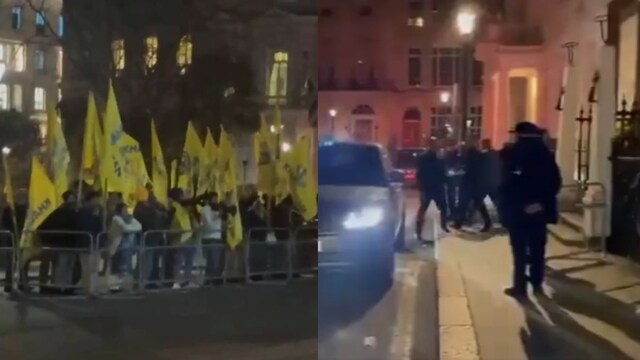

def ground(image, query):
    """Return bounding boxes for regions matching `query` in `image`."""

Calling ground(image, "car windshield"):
[395,150,422,169]
[319,143,387,187]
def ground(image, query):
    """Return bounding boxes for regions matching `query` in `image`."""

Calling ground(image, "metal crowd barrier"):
[291,226,318,275]
[19,230,95,294]
[1,226,318,298]
[559,182,608,258]
[245,227,292,283]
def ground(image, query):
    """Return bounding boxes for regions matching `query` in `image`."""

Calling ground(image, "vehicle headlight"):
[342,206,384,230]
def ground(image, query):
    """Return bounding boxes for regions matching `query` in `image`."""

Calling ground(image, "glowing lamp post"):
[455,8,477,143]
[329,108,337,136]
[1,147,11,156]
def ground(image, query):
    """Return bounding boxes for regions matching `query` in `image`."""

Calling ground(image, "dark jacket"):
[2,204,27,234]
[500,138,561,228]
[417,150,447,194]
[461,147,486,193]
[38,204,78,248]
[75,207,104,249]
[134,201,168,245]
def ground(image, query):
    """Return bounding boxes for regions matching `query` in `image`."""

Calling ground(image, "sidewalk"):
[437,230,640,360]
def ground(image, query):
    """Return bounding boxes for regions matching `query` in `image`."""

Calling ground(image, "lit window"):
[58,15,64,36]
[34,50,45,70]
[0,84,8,110]
[34,87,46,111]
[111,39,125,73]
[267,51,288,105]
[36,12,46,35]
[12,44,25,72]
[12,84,22,111]
[431,47,461,86]
[145,36,158,69]
[11,7,22,30]
[176,35,192,74]
[408,17,424,27]
[56,49,63,77]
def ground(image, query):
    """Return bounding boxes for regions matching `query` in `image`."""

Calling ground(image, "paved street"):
[0,281,317,360]
[318,190,439,360]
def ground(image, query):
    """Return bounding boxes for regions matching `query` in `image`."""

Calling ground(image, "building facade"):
[0,0,63,133]
[318,0,484,152]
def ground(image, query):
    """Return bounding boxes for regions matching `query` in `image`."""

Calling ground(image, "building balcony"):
[482,23,544,46]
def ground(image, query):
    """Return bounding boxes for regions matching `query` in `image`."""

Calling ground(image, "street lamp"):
[2,147,11,156]
[455,8,477,143]
[439,90,451,104]
[281,141,291,153]
[329,108,337,136]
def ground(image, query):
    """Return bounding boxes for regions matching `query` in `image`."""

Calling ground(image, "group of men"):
[415,121,561,298]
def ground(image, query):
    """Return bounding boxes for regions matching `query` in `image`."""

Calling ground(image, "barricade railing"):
[5,226,316,298]
[245,227,292,283]
[18,230,95,294]
[0,230,16,290]
[291,226,318,275]
[559,182,608,258]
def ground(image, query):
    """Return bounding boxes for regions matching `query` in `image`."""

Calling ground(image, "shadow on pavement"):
[545,267,640,345]
[1,281,318,359]
[518,297,634,360]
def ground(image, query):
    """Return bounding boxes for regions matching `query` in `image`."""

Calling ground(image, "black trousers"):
[416,191,448,238]
[455,190,491,228]
[509,221,548,291]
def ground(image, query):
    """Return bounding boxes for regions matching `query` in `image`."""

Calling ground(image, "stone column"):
[555,65,580,185]
[583,45,616,238]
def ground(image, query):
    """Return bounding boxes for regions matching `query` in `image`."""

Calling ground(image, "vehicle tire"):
[394,212,406,252]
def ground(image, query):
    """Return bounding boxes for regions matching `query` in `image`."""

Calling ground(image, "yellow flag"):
[120,134,149,206]
[170,160,178,189]
[151,120,168,205]
[198,128,218,195]
[101,81,127,193]
[288,135,317,221]
[81,92,102,185]
[20,157,58,250]
[219,127,243,249]
[2,153,14,210]
[172,203,192,243]
[255,115,275,195]
[177,122,203,195]
[46,103,70,202]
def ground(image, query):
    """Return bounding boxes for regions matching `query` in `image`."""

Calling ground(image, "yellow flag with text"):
[81,92,102,185]
[288,134,317,220]
[198,128,218,195]
[219,127,242,249]
[47,103,70,202]
[120,134,149,205]
[151,120,168,205]
[177,122,203,195]
[20,157,58,251]
[101,81,128,193]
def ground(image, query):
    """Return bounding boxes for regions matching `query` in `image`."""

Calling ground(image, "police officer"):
[501,122,561,299]
[416,140,449,242]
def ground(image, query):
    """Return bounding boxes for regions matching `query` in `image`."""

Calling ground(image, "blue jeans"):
[112,234,137,276]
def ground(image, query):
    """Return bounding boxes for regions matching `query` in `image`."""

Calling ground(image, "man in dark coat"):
[37,190,78,294]
[134,192,168,287]
[1,189,28,293]
[416,140,449,242]
[453,143,492,231]
[501,122,561,299]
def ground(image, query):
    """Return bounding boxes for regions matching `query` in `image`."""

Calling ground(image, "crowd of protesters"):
[0,183,317,296]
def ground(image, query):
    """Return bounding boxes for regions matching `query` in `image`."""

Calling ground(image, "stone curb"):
[437,253,480,360]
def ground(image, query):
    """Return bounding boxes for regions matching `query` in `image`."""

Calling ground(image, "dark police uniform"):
[500,123,561,297]
[416,149,448,240]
